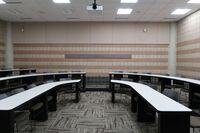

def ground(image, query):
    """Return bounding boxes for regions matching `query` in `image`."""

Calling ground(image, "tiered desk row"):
[0,68,36,77]
[0,71,86,133]
[109,71,200,133]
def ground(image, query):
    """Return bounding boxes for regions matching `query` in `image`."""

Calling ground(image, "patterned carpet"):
[17,92,199,133]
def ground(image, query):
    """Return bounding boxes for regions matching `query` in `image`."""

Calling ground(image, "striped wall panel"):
[14,43,168,76]
[177,37,200,78]
[0,42,4,68]
[0,21,4,68]
[177,10,200,78]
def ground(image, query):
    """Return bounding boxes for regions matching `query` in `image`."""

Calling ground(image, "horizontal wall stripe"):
[14,43,168,48]
[177,63,200,68]
[14,50,168,55]
[177,48,200,54]
[177,66,200,73]
[177,37,200,47]
[176,70,199,78]
[177,58,200,62]
[177,43,200,51]
[14,54,168,59]
[14,58,168,62]
[15,54,64,58]
[177,53,200,58]
[14,46,168,51]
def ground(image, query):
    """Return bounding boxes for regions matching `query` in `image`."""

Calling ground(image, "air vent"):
[8,9,22,15]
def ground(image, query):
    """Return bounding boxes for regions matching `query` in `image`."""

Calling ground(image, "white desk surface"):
[0,80,80,110]
[110,71,200,85]
[0,72,86,81]
[111,80,192,112]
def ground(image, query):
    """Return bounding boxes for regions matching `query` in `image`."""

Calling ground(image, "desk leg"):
[0,110,14,133]
[160,79,171,92]
[109,74,112,92]
[75,83,80,103]
[111,83,115,103]
[158,112,190,133]
[82,74,86,92]
[35,94,48,121]
[131,91,137,113]
[137,96,155,122]
[48,90,57,112]
[189,83,200,108]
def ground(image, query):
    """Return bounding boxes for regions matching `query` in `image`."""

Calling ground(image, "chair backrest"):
[59,78,70,81]
[162,89,179,102]
[0,93,8,100]
[114,74,123,80]
[9,88,25,96]
[27,84,37,89]
[44,80,54,83]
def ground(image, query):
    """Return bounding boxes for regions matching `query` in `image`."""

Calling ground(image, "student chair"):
[190,116,200,133]
[162,88,179,102]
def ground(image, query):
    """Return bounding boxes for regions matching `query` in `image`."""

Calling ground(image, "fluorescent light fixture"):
[188,0,200,3]
[121,0,138,3]
[171,9,191,15]
[117,8,133,15]
[0,0,6,4]
[52,0,70,3]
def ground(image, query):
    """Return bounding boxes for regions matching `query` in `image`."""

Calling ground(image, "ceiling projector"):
[87,0,103,14]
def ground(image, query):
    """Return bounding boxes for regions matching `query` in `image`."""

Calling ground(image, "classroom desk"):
[109,71,200,109]
[0,72,86,92]
[111,80,192,133]
[0,68,36,77]
[0,80,81,133]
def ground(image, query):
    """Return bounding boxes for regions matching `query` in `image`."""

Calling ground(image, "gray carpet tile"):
[16,92,199,133]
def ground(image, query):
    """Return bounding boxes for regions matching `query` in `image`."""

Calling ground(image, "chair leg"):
[30,120,36,133]
[14,122,19,133]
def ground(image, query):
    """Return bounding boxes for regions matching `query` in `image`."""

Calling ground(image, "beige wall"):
[177,10,200,78]
[12,22,170,76]
[0,21,4,68]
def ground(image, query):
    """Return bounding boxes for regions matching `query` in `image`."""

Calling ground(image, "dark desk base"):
[0,81,81,133]
[0,110,14,133]
[158,112,190,133]
[111,82,190,133]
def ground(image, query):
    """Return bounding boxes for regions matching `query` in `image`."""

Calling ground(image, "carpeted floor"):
[17,92,199,133]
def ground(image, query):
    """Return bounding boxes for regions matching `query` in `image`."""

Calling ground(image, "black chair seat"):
[0,93,8,100]
[48,96,53,102]
[30,103,43,111]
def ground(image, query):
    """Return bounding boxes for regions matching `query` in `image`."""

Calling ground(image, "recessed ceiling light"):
[121,0,138,3]
[0,0,6,4]
[188,0,200,3]
[171,9,191,15]
[117,8,133,15]
[52,0,70,3]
